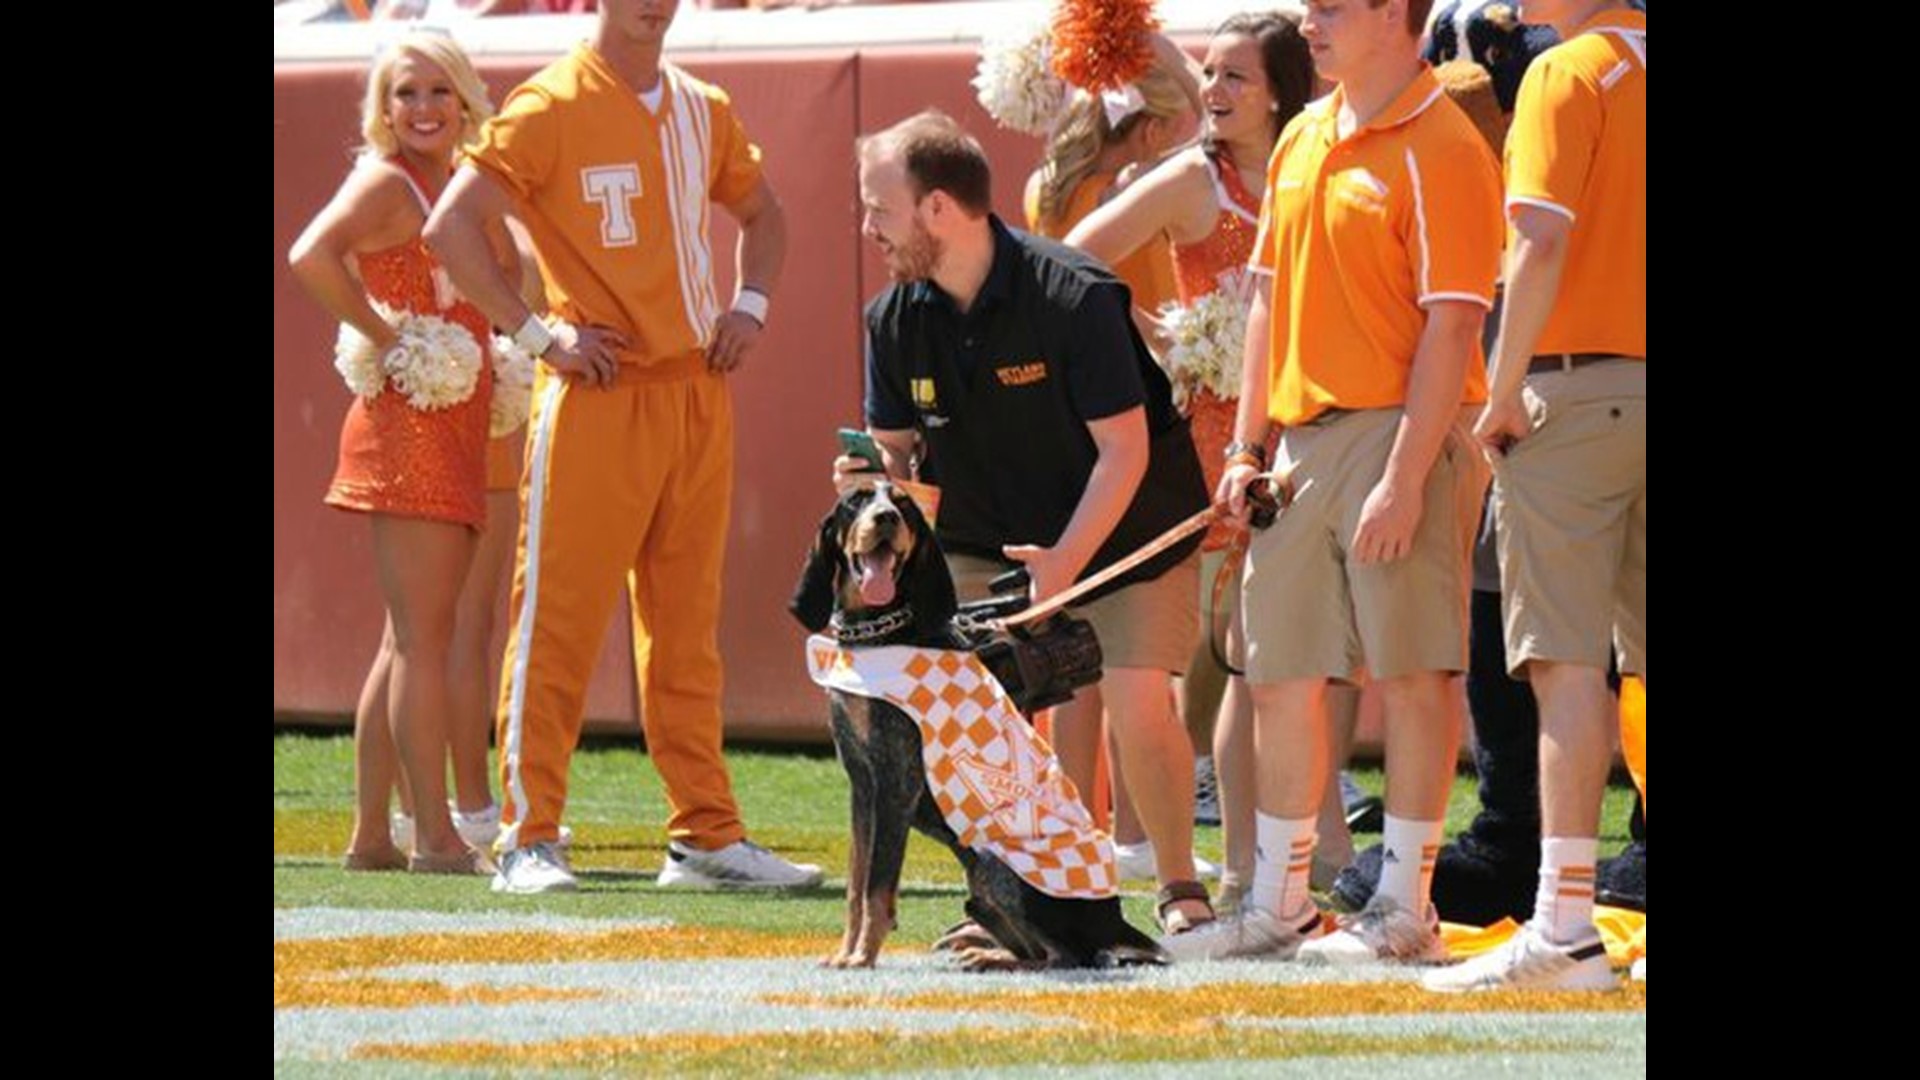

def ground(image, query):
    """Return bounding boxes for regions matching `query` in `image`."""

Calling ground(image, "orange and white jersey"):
[806,636,1117,900]
[467,45,764,367]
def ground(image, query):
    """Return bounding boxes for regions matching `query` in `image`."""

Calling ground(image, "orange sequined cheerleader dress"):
[1170,148,1263,553]
[323,159,492,529]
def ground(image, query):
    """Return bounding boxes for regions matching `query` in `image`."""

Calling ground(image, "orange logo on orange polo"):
[994,362,1048,387]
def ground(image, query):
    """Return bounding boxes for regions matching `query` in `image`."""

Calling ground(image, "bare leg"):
[1107,722,1145,845]
[1531,662,1614,838]
[1251,678,1329,820]
[447,489,516,813]
[1104,667,1205,924]
[1179,635,1229,751]
[371,514,478,859]
[346,622,401,860]
[1316,683,1361,876]
[1051,684,1106,826]
[1380,671,1461,822]
[1214,674,1256,884]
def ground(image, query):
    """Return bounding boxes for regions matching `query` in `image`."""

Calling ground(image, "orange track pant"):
[495,358,745,850]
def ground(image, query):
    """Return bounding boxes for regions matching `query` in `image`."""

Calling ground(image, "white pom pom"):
[489,332,539,438]
[973,18,1069,136]
[383,312,483,411]
[333,319,388,400]
[1156,290,1251,410]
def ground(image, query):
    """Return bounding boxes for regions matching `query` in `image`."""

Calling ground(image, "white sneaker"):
[491,841,578,894]
[1630,955,1645,983]
[391,812,415,853]
[656,839,823,889]
[1114,841,1223,882]
[1297,894,1447,965]
[1159,905,1326,963]
[1193,758,1221,827]
[1422,922,1617,993]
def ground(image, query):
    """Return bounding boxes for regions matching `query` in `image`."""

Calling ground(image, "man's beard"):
[885,219,943,283]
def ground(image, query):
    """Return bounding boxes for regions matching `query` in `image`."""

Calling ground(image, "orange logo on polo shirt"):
[994,362,1048,388]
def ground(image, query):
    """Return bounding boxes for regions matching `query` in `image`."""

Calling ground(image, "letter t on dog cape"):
[806,635,1117,899]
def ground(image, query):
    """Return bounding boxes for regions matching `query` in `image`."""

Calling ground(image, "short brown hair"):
[857,110,993,217]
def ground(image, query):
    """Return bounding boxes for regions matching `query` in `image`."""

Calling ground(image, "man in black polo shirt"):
[848,109,1215,935]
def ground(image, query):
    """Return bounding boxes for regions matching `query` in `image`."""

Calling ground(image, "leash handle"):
[994,468,1293,631]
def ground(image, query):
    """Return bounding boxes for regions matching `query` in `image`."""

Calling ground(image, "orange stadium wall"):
[272,34,1410,751]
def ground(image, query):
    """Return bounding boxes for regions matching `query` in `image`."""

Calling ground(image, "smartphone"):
[837,427,884,473]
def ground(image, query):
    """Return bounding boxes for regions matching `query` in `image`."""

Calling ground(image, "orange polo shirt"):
[1505,9,1646,359]
[1249,68,1503,427]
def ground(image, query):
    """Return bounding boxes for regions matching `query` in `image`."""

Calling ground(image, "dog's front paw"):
[954,946,1030,973]
[932,919,1001,954]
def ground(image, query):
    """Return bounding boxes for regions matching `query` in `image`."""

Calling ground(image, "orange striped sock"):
[1534,837,1599,943]
[1252,812,1317,922]
[1379,815,1443,915]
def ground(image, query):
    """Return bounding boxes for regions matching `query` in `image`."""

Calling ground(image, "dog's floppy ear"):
[789,509,843,632]
[896,493,957,627]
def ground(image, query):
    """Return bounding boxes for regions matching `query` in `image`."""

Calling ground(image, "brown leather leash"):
[1208,534,1250,676]
[995,469,1295,631]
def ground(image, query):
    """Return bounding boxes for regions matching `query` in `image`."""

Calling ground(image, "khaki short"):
[1492,359,1646,677]
[1242,407,1485,684]
[947,551,1200,674]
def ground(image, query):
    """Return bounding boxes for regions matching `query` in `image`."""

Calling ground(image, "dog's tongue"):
[857,550,897,607]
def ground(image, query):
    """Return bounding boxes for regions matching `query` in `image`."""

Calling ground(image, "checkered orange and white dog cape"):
[806,635,1117,899]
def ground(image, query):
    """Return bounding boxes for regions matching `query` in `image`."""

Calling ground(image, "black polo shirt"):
[864,216,1207,597]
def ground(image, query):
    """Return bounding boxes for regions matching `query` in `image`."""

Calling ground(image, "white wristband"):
[732,287,770,326]
[512,313,554,357]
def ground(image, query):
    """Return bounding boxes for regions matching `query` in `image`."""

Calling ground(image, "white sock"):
[1534,837,1599,943]
[1377,815,1443,915]
[1252,812,1317,921]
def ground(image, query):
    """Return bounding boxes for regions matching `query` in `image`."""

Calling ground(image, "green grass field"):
[274,732,1644,1076]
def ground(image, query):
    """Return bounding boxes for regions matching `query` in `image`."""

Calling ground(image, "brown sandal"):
[342,845,408,872]
[1156,880,1216,935]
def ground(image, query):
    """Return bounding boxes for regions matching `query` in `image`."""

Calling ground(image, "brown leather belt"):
[1529,353,1631,375]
